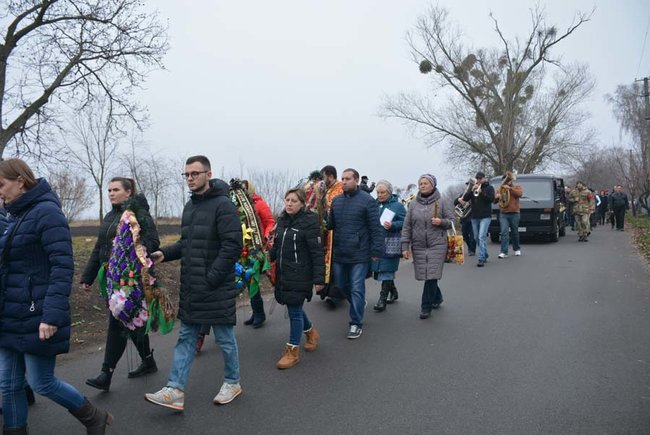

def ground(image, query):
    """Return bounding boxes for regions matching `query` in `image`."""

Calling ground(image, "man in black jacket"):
[609,185,629,231]
[145,155,243,411]
[459,171,496,267]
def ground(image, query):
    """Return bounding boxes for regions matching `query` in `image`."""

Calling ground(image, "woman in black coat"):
[270,188,325,369]
[81,178,160,391]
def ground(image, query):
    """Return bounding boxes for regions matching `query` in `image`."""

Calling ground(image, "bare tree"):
[382,5,595,175]
[0,0,169,157]
[248,167,302,215]
[48,168,93,222]
[65,98,123,222]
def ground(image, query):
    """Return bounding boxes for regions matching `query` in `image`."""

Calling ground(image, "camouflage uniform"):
[569,186,595,241]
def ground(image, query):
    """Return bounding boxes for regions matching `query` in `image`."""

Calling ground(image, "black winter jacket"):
[328,188,383,263]
[462,182,495,219]
[81,194,159,284]
[161,179,242,325]
[270,209,325,305]
[609,192,629,210]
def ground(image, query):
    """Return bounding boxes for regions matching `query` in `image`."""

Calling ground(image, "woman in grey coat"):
[401,174,454,319]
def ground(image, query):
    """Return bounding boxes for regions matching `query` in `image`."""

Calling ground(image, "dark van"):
[489,174,567,243]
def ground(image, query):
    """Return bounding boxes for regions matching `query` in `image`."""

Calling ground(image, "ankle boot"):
[386,281,399,304]
[373,282,389,312]
[85,370,112,392]
[25,384,35,405]
[243,313,255,326]
[303,327,320,352]
[128,350,158,378]
[276,344,300,369]
[3,426,28,434]
[71,398,113,435]
[251,297,266,329]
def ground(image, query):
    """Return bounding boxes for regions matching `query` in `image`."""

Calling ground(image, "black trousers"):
[102,313,151,372]
[613,207,626,230]
[421,279,443,310]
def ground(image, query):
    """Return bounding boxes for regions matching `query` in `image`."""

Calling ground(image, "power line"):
[637,15,650,78]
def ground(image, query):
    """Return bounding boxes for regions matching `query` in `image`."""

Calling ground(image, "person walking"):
[0,158,112,434]
[370,180,406,312]
[458,171,495,267]
[401,174,454,319]
[609,185,629,231]
[81,178,159,391]
[270,188,325,369]
[319,165,344,308]
[145,155,243,411]
[494,173,523,258]
[598,189,609,226]
[328,168,383,339]
[569,181,595,242]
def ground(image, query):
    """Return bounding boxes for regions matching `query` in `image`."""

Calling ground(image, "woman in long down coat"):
[370,180,406,312]
[0,159,112,434]
[401,174,454,319]
[270,188,325,370]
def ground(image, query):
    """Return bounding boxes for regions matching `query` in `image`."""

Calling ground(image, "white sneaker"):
[144,386,184,411]
[498,253,508,259]
[514,250,521,256]
[213,382,242,405]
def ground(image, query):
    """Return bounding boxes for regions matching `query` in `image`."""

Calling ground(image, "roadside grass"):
[628,213,650,264]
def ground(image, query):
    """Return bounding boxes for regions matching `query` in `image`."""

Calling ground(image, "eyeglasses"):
[181,171,209,179]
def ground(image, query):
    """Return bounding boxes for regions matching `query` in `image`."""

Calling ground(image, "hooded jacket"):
[161,179,242,325]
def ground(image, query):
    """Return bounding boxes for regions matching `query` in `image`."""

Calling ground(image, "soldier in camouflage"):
[569,181,596,242]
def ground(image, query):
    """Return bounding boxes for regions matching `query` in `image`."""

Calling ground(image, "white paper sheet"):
[380,208,396,225]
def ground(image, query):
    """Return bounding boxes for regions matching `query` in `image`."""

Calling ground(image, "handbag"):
[445,222,464,264]
[383,234,402,258]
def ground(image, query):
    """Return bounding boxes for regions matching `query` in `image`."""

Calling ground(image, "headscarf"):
[375,179,393,195]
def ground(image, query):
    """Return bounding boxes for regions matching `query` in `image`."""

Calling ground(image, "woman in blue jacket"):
[0,159,112,434]
[370,180,406,312]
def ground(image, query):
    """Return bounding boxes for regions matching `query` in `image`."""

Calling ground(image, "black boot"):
[251,297,266,329]
[2,426,28,434]
[25,384,35,405]
[128,350,158,378]
[71,398,113,435]
[373,282,389,312]
[386,281,399,304]
[85,370,112,392]
[243,313,255,326]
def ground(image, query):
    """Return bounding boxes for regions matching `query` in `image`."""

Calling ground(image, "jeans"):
[461,219,476,254]
[167,322,240,391]
[471,217,492,262]
[287,304,312,346]
[421,279,443,310]
[332,262,368,327]
[0,349,85,429]
[499,212,520,254]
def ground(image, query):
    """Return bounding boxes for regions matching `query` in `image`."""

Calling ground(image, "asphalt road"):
[10,225,650,434]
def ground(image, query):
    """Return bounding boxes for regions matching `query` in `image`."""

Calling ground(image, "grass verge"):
[628,213,650,264]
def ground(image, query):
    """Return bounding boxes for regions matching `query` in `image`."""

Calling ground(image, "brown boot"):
[276,344,300,369]
[303,327,320,352]
[70,398,113,435]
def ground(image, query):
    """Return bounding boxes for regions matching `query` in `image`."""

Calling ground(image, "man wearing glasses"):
[145,155,244,411]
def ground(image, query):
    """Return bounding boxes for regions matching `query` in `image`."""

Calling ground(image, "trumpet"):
[472,181,482,197]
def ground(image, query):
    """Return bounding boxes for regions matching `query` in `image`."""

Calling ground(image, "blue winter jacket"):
[370,194,406,273]
[328,187,383,264]
[0,179,73,356]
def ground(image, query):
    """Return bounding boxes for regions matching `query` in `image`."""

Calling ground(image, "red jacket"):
[252,194,275,240]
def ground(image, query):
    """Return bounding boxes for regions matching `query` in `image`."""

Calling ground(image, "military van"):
[489,174,567,243]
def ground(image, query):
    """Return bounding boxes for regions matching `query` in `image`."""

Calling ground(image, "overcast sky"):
[136,0,649,194]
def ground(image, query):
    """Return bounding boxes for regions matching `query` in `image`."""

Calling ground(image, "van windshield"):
[491,179,552,201]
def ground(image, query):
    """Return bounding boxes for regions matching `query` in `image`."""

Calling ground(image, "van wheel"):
[490,233,500,243]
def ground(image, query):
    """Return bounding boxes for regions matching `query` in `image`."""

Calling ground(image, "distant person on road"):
[569,181,595,242]
[458,171,495,267]
[145,155,243,411]
[453,180,476,257]
[360,176,375,193]
[565,186,575,230]
[327,168,383,339]
[270,188,325,369]
[320,165,344,308]
[609,185,629,231]
[0,158,112,434]
[370,180,406,312]
[401,174,454,319]
[495,173,523,258]
[598,189,609,225]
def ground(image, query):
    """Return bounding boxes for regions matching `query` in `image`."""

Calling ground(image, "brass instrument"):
[401,193,416,206]
[454,178,475,219]
[498,171,516,208]
[472,180,482,197]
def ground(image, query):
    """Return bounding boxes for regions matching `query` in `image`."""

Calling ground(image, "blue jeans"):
[167,322,240,391]
[287,304,312,346]
[471,217,492,262]
[332,262,368,327]
[0,349,85,429]
[499,212,520,254]
[421,279,443,310]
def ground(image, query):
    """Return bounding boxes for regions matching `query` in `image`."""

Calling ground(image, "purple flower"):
[125,300,134,311]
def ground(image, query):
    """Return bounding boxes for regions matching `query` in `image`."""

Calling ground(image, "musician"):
[494,173,523,258]
[453,180,476,256]
[459,171,495,267]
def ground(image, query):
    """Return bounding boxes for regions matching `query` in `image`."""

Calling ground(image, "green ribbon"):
[145,298,175,335]
[97,263,108,299]
[247,253,271,298]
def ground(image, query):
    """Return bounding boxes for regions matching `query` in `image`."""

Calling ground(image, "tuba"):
[498,171,516,208]
[454,178,475,219]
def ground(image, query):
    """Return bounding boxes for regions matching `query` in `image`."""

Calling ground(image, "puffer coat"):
[401,189,454,281]
[161,179,242,325]
[370,194,406,273]
[0,179,72,356]
[270,209,325,305]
